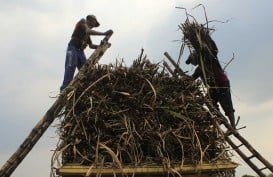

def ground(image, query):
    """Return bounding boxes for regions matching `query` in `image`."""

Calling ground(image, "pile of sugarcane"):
[52,55,229,168]
[52,13,233,173]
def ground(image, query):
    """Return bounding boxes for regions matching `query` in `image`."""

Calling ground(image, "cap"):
[86,14,100,27]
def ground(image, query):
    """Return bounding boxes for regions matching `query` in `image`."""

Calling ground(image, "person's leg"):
[218,82,236,128]
[60,45,77,91]
[209,88,220,110]
[77,50,87,69]
[226,110,236,128]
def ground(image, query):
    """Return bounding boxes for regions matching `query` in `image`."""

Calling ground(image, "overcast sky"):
[0,0,273,177]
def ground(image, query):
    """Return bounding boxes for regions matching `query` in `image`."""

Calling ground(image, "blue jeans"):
[60,44,86,90]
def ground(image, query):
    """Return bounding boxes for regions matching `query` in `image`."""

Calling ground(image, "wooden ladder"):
[0,32,113,177]
[222,120,273,177]
[162,51,273,177]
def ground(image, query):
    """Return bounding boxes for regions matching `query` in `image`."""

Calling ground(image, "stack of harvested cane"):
[52,18,232,173]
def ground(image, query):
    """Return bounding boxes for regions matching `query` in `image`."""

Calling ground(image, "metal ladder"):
[221,120,273,177]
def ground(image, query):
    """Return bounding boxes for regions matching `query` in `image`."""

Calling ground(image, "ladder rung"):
[224,130,232,136]
[259,166,267,171]
[235,143,244,149]
[247,155,255,161]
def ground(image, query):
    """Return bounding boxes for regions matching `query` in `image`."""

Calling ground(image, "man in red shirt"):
[186,51,236,128]
[60,15,113,90]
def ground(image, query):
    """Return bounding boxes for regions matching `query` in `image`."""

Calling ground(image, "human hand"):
[105,29,113,35]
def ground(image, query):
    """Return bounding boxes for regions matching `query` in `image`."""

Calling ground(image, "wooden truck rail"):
[57,161,237,177]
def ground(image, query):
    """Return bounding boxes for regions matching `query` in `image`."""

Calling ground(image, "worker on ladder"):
[185,49,236,128]
[60,14,113,91]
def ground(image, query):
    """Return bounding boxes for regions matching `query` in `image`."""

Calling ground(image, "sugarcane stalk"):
[164,52,186,77]
[163,61,176,77]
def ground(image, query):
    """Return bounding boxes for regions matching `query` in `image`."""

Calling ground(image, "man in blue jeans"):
[60,14,113,91]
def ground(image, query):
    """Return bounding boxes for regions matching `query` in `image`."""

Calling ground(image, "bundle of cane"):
[52,53,230,169]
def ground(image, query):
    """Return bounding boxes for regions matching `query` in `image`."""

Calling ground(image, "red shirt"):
[192,60,229,87]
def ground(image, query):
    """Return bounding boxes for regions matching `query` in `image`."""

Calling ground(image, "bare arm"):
[86,28,106,35]
[82,23,106,35]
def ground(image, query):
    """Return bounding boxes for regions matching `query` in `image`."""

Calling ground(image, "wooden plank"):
[57,161,237,176]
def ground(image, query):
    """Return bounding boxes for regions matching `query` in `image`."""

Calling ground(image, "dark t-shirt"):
[69,18,91,49]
